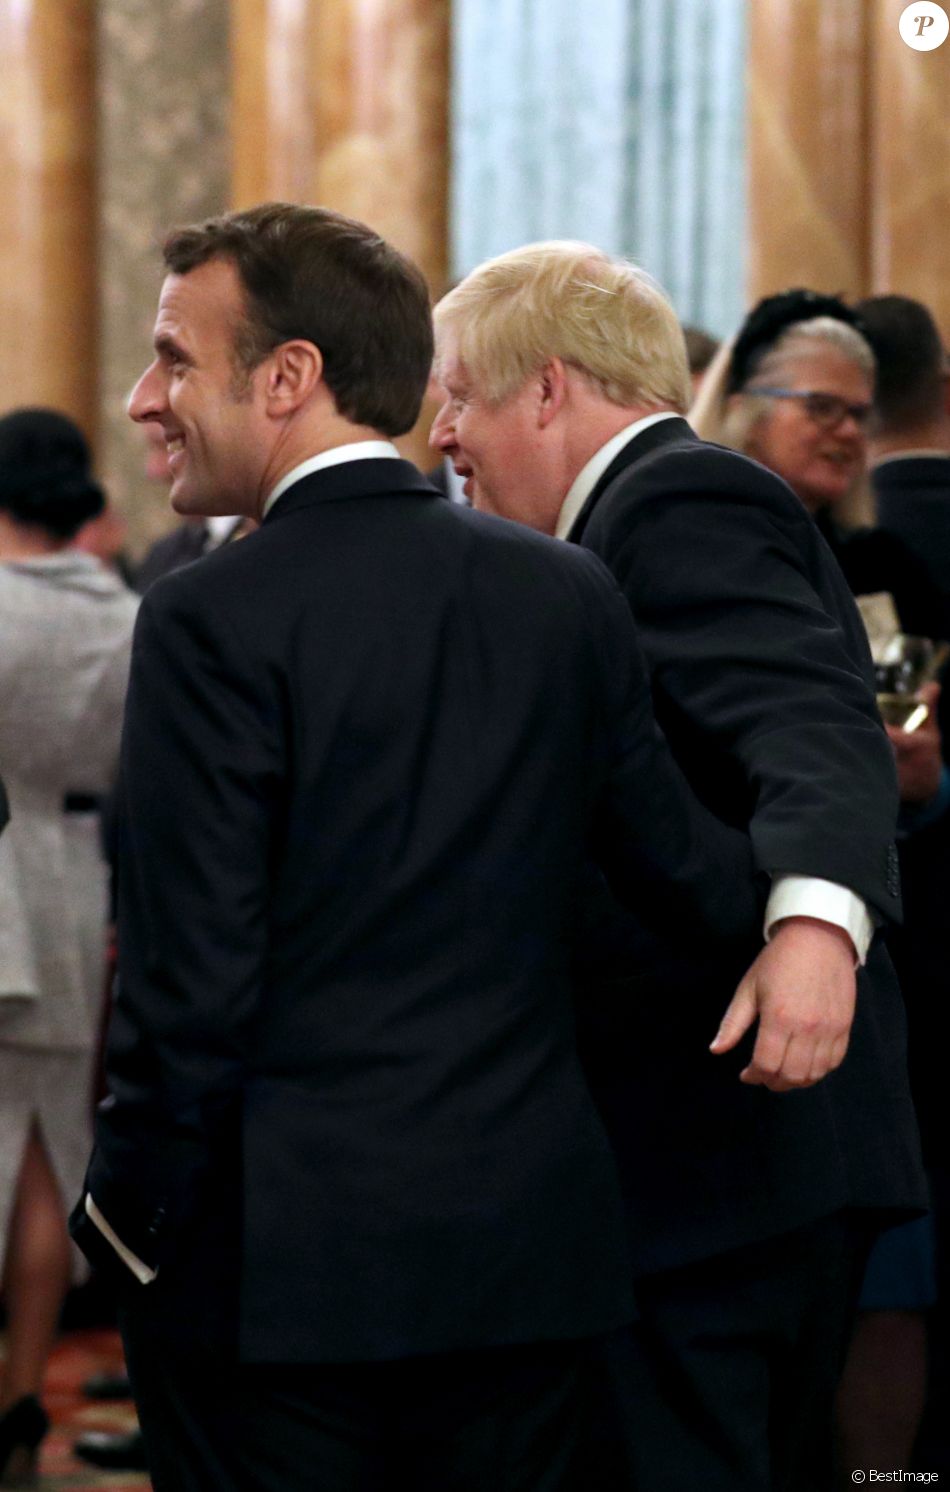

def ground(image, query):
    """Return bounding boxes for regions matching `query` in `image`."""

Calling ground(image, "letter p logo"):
[900,2,949,48]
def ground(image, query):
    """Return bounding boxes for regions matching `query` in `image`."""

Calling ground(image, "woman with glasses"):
[694,289,949,1476]
[692,289,950,639]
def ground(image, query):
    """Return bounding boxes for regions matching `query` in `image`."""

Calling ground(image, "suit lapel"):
[568,417,696,544]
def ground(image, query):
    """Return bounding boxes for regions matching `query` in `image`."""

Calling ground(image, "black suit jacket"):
[873,455,950,607]
[132,520,208,593]
[570,418,926,1276]
[72,457,759,1363]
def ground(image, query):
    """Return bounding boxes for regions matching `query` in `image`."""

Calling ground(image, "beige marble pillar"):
[747,0,870,305]
[232,0,450,467]
[0,0,97,436]
[869,2,950,340]
[97,0,230,554]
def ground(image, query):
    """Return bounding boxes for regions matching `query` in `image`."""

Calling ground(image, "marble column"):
[869,1,950,340]
[0,0,97,436]
[232,0,450,468]
[746,0,870,305]
[97,0,230,554]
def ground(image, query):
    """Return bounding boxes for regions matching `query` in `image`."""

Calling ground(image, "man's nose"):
[127,363,166,424]
[429,404,455,452]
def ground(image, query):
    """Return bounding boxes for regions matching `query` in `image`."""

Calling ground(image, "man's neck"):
[554,408,681,541]
[255,416,390,519]
[562,401,673,483]
[869,419,950,464]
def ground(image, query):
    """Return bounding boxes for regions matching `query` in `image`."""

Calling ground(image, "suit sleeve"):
[79,576,284,1272]
[572,552,764,956]
[584,481,901,923]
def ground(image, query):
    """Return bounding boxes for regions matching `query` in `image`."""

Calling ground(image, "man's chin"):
[169,477,198,515]
[170,483,219,518]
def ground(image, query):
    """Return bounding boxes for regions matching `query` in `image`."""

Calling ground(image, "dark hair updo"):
[0,408,105,539]
[727,289,869,394]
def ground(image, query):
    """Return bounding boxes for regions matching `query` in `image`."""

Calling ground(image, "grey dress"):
[0,553,138,1263]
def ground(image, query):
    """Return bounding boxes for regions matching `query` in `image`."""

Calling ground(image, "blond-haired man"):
[431,242,925,1491]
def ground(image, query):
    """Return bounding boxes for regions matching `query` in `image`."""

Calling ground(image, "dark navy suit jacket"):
[570,419,926,1276]
[72,456,759,1362]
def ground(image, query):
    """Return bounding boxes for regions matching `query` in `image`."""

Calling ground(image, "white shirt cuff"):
[85,1194,158,1284]
[765,875,873,965]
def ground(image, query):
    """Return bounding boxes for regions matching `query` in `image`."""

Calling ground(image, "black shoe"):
[0,1395,49,1488]
[81,1371,133,1401]
[73,1427,149,1472]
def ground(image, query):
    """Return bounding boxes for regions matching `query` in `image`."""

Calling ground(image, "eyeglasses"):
[746,387,873,431]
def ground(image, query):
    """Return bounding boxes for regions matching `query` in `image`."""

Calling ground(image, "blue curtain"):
[451,0,747,337]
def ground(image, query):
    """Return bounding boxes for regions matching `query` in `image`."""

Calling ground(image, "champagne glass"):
[873,635,946,732]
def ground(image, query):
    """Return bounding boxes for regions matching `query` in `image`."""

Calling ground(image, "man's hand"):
[709,917,856,1092]
[886,682,943,805]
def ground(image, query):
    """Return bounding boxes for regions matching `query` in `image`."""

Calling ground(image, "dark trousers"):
[583,1212,873,1492]
[120,1302,587,1492]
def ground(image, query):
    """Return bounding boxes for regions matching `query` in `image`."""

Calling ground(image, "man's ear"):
[262,340,323,416]
[537,358,569,429]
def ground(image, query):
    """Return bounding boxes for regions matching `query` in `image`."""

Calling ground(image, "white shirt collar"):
[263,441,401,518]
[554,412,681,540]
[205,514,241,546]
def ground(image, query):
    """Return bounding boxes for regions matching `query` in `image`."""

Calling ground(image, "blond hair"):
[434,241,691,412]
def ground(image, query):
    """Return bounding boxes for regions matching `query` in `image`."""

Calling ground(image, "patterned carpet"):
[2,1329,149,1491]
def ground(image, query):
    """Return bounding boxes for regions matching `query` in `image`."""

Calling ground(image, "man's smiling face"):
[127,257,272,517]
[428,339,560,530]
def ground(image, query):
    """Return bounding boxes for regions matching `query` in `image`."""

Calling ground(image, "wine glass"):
[873,635,946,733]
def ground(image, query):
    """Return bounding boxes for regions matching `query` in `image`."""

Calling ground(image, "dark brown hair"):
[682,326,720,377]
[855,295,946,434]
[163,203,433,437]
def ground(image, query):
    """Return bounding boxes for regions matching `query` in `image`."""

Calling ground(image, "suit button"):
[886,845,900,897]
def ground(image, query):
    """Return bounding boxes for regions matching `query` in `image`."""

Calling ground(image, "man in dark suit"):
[134,484,253,591]
[73,433,253,1479]
[69,204,761,1491]
[856,297,950,1146]
[855,293,950,1464]
[431,243,926,1491]
[857,294,950,606]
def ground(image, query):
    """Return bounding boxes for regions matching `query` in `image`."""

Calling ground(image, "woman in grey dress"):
[0,409,138,1483]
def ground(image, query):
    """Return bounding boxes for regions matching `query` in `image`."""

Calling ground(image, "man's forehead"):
[435,344,470,388]
[154,259,243,334]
